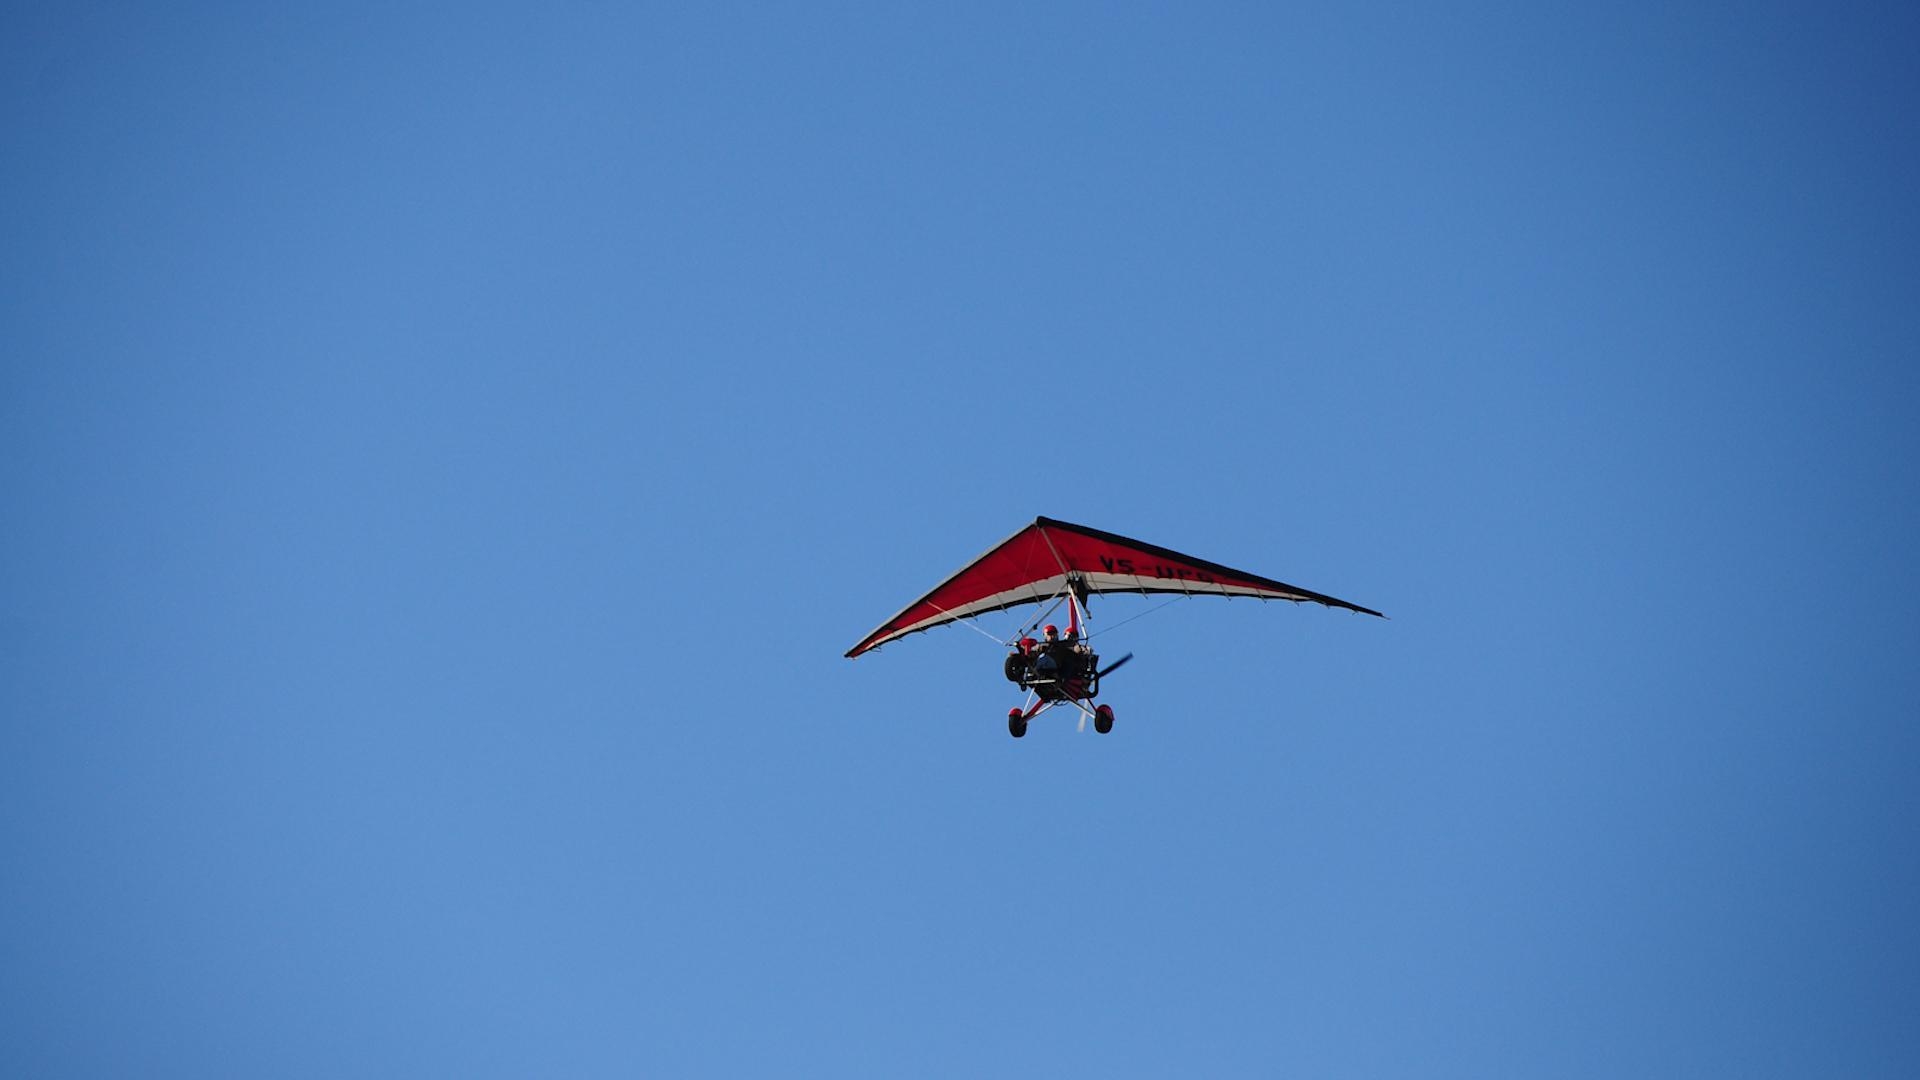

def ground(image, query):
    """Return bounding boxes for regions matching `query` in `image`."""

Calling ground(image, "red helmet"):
[1043,624,1059,636]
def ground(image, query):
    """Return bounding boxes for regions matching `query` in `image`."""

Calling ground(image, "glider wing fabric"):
[844,516,1382,658]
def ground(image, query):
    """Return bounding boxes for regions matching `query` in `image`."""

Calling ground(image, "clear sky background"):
[5,3,1918,1077]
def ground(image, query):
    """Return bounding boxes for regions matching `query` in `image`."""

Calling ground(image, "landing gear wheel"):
[1003,654,1028,683]
[1008,715,1028,738]
[1094,704,1114,734]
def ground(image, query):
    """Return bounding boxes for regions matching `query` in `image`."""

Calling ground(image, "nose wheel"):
[1007,708,1028,738]
[1094,704,1114,734]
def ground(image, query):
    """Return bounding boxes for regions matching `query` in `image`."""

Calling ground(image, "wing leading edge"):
[844,516,1382,658]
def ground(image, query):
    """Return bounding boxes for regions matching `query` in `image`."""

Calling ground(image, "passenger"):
[1060,626,1089,676]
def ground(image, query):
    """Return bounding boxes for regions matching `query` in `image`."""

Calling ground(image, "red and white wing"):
[844,516,1382,658]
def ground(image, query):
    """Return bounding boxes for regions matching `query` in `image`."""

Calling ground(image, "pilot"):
[1034,624,1064,677]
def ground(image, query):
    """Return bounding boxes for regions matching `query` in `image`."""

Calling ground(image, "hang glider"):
[844,516,1383,659]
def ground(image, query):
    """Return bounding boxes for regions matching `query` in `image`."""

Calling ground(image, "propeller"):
[1078,653,1134,733]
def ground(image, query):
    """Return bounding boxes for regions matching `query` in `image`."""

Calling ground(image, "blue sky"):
[4,3,1918,1076]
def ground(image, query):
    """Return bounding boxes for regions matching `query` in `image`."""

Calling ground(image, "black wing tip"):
[1325,598,1386,619]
